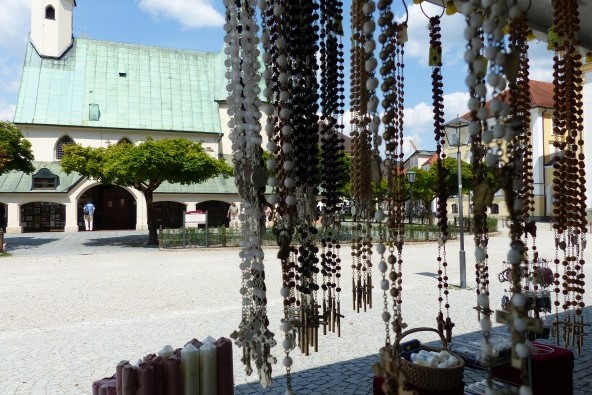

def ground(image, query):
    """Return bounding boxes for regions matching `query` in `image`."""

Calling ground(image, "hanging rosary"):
[550,0,588,354]
[350,0,374,314]
[462,0,496,391]
[259,0,301,391]
[319,0,346,336]
[373,1,409,393]
[422,2,455,344]
[225,0,276,387]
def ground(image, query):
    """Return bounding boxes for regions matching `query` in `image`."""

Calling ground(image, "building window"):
[89,104,100,121]
[55,136,74,160]
[452,204,458,214]
[45,5,55,20]
[31,168,60,190]
[117,137,132,145]
[490,204,499,214]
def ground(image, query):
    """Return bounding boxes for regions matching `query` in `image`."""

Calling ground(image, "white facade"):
[30,0,75,58]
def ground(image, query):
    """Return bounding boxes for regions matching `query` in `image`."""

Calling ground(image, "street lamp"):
[445,117,470,289]
[406,170,416,224]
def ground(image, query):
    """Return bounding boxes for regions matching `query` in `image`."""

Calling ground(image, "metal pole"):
[457,147,467,289]
[409,186,413,224]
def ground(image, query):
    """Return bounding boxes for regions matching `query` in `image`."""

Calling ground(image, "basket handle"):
[394,327,448,352]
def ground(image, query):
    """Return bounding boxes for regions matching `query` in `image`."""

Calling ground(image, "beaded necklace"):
[350,0,374,314]
[462,0,495,391]
[260,0,299,391]
[373,1,409,392]
[319,0,346,336]
[225,0,276,387]
[550,0,587,354]
[421,2,454,343]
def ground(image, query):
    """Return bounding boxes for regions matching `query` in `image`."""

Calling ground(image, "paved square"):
[0,225,590,394]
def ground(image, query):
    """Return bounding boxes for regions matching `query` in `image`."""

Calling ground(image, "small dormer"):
[31,0,77,58]
[32,168,60,190]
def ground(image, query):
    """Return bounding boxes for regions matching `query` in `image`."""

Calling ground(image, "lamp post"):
[406,170,416,224]
[445,117,470,289]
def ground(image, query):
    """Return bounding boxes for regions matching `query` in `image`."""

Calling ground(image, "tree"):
[61,137,233,245]
[0,121,35,175]
[429,156,473,199]
[407,168,436,224]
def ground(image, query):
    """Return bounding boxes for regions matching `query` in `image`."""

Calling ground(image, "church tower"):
[30,0,76,58]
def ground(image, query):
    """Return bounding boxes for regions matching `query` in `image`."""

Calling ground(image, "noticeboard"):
[185,210,207,227]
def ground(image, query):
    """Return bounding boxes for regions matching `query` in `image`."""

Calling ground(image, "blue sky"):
[0,0,554,152]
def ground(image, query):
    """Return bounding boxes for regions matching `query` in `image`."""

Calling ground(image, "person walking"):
[83,201,96,231]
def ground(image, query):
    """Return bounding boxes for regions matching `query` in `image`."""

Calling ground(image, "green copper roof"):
[0,161,239,195]
[156,176,238,194]
[0,162,83,193]
[14,38,228,134]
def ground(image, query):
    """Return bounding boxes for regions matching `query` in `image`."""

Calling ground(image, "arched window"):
[452,203,458,214]
[45,5,56,20]
[55,136,74,160]
[117,137,133,145]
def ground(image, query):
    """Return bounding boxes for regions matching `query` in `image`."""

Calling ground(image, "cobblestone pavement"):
[0,225,590,394]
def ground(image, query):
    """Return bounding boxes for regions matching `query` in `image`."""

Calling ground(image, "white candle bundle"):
[200,336,218,395]
[181,343,200,395]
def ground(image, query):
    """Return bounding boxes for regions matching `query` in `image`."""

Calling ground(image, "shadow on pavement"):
[235,354,379,395]
[235,306,592,395]
[5,237,60,251]
[83,234,157,249]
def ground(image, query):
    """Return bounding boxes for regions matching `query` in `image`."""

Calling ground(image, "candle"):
[181,343,200,395]
[122,363,138,395]
[137,361,155,395]
[151,356,165,395]
[116,360,129,395]
[200,338,217,395]
[165,355,182,395]
[158,345,174,360]
[93,377,116,395]
[215,337,233,395]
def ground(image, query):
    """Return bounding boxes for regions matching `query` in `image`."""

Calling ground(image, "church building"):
[1,0,239,233]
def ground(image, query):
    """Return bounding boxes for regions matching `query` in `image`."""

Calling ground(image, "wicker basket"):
[395,327,465,392]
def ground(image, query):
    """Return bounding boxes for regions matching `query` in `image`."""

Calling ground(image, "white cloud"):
[527,41,554,82]
[0,101,16,122]
[403,91,470,150]
[0,0,31,57]
[137,0,224,29]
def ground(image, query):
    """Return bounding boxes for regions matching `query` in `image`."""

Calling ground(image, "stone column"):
[64,201,80,232]
[6,203,22,234]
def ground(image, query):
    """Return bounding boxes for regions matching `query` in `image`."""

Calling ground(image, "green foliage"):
[62,137,232,190]
[61,137,233,244]
[429,156,473,199]
[0,121,34,175]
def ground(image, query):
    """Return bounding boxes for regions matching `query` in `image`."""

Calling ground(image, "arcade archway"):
[153,201,186,229]
[21,202,65,232]
[195,201,231,227]
[78,185,136,231]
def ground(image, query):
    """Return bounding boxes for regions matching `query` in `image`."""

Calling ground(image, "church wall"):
[18,125,222,162]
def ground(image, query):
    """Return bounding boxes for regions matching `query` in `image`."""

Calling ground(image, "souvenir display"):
[224,0,277,387]
[422,1,454,343]
[372,0,410,393]
[92,337,233,395]
[350,0,375,314]
[550,0,588,354]
[319,0,347,335]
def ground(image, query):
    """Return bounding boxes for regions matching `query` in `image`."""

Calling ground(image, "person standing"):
[83,201,96,231]
[227,202,240,230]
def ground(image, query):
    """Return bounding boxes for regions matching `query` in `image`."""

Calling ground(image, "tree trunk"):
[144,188,158,245]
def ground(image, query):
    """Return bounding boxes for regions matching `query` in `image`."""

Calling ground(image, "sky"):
[0,0,555,152]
